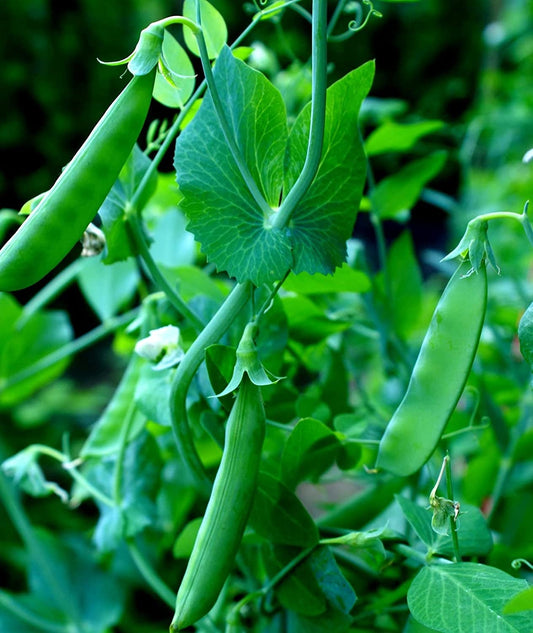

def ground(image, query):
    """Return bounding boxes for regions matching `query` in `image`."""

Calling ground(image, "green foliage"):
[1,2,533,633]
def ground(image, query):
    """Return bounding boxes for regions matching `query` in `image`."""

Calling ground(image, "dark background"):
[0,0,499,209]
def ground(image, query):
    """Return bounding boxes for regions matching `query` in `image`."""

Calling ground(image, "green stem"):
[254,271,290,323]
[469,210,533,248]
[125,213,204,331]
[170,282,252,497]
[327,0,348,37]
[273,0,328,229]
[227,545,316,624]
[0,469,82,630]
[444,454,461,563]
[0,309,139,393]
[194,1,272,217]
[112,398,138,506]
[66,465,115,508]
[0,589,71,633]
[17,258,88,328]
[127,539,175,608]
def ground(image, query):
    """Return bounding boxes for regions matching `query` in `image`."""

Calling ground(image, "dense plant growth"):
[0,1,532,632]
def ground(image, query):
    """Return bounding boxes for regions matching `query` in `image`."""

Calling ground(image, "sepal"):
[216,322,281,397]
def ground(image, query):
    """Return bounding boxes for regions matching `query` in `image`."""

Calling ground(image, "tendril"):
[328,0,383,42]
[512,558,533,571]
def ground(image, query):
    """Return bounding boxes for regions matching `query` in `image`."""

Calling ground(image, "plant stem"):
[0,308,139,393]
[194,1,272,217]
[486,395,531,525]
[227,544,316,624]
[170,282,252,497]
[274,0,328,229]
[444,454,461,563]
[327,0,348,37]
[125,213,204,331]
[127,539,175,608]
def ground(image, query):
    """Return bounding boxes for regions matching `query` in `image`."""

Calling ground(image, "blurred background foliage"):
[1,0,531,215]
[0,3,532,630]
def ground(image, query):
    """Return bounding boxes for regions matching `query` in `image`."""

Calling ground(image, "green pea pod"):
[376,260,487,477]
[0,70,155,292]
[171,375,265,631]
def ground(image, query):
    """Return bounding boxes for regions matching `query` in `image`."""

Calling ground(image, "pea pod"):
[171,374,265,631]
[376,260,487,477]
[0,70,155,292]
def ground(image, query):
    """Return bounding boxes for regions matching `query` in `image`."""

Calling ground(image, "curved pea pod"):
[171,375,265,631]
[376,260,487,477]
[518,302,533,371]
[0,70,155,292]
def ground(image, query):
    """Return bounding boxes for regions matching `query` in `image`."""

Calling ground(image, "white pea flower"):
[134,325,184,369]
[523,148,533,164]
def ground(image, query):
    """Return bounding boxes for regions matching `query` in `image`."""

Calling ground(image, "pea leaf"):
[0,294,73,408]
[183,0,227,59]
[77,256,140,321]
[154,32,195,108]
[81,355,145,458]
[250,472,319,547]
[175,54,374,285]
[26,530,126,630]
[284,60,375,276]
[310,546,357,615]
[407,563,533,633]
[98,144,157,264]
[503,588,533,614]
[377,231,423,338]
[282,418,340,489]
[283,263,370,295]
[134,363,174,427]
[281,294,352,344]
[85,431,162,552]
[370,151,447,219]
[174,46,291,285]
[266,545,326,616]
[365,119,444,155]
[265,546,356,623]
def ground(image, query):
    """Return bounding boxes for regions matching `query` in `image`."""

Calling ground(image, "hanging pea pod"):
[376,259,487,477]
[170,374,266,630]
[0,70,155,292]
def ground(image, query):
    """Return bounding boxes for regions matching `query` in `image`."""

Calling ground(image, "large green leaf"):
[408,563,533,633]
[284,61,375,276]
[174,45,291,284]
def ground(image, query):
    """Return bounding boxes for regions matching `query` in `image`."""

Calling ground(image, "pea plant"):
[1,1,533,632]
